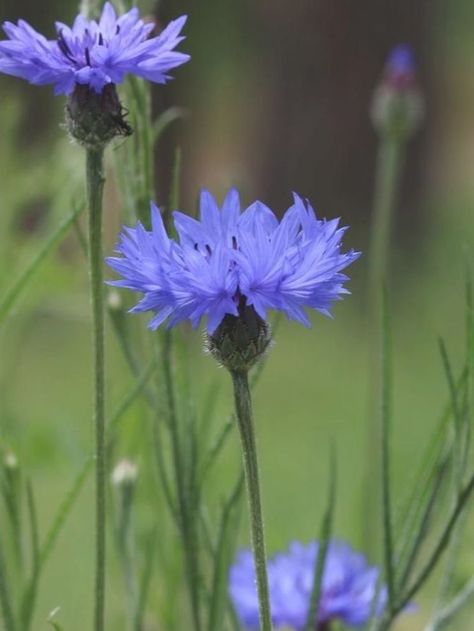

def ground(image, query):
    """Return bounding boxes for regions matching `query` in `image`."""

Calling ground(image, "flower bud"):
[206,301,272,372]
[371,45,424,140]
[111,459,138,488]
[107,289,123,312]
[66,84,132,150]
[3,451,18,470]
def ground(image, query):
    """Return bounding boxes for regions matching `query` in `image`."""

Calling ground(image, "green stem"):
[230,370,272,631]
[362,134,405,555]
[0,535,15,631]
[368,137,404,309]
[160,331,202,631]
[86,147,106,631]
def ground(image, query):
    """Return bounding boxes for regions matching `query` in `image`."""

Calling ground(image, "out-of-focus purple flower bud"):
[371,44,424,140]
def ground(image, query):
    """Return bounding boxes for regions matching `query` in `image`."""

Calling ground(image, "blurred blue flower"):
[229,540,386,629]
[385,44,416,88]
[106,189,360,333]
[0,2,189,94]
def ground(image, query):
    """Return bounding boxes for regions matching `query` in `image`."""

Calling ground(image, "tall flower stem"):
[367,136,404,315]
[86,147,106,631]
[363,134,404,555]
[230,369,272,631]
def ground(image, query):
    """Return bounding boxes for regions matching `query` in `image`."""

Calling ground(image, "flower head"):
[371,44,423,139]
[229,540,386,629]
[106,189,360,336]
[384,44,416,90]
[0,2,189,95]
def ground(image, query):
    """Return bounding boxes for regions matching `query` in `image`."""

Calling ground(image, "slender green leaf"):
[0,201,84,323]
[169,146,182,213]
[47,607,63,631]
[394,470,474,618]
[19,479,41,631]
[426,576,474,631]
[393,367,467,579]
[304,448,336,631]
[380,289,395,612]
[135,528,157,631]
[438,339,464,496]
[26,479,39,569]
[396,458,448,589]
[0,534,16,631]
[152,106,188,143]
[199,415,234,485]
[208,474,245,631]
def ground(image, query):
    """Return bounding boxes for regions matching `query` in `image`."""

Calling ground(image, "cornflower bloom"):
[229,540,386,630]
[0,2,189,95]
[107,189,360,360]
[108,189,360,631]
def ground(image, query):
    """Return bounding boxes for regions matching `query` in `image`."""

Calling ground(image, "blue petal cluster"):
[0,2,189,94]
[385,44,416,88]
[106,189,360,333]
[229,540,386,629]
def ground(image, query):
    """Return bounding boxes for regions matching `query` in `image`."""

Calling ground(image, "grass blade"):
[380,289,395,612]
[396,458,448,589]
[426,576,474,631]
[394,470,474,618]
[19,479,41,631]
[207,474,245,631]
[152,106,188,143]
[0,201,84,323]
[135,528,157,631]
[304,447,336,631]
[0,534,16,631]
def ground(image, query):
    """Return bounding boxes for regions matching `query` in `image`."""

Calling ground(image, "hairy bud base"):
[66,84,132,150]
[207,303,272,372]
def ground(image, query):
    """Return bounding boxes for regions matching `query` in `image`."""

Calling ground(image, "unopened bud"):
[206,301,272,372]
[107,289,123,312]
[111,459,138,488]
[371,45,424,140]
[66,84,132,149]
[4,451,18,470]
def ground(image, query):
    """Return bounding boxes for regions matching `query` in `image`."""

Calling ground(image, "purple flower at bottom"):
[0,2,189,95]
[384,44,416,90]
[229,541,386,630]
[106,189,360,334]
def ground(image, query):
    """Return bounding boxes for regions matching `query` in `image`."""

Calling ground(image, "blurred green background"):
[1,0,474,629]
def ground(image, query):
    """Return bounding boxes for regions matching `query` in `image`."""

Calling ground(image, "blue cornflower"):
[229,540,386,630]
[106,189,360,334]
[0,2,189,95]
[384,44,416,90]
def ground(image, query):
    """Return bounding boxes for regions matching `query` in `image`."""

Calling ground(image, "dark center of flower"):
[316,622,331,631]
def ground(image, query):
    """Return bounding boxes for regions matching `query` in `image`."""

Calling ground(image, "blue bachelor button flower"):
[384,44,416,89]
[106,189,360,334]
[229,540,387,630]
[0,2,189,95]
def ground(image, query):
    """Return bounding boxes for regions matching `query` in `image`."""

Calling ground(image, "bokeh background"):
[1,0,474,629]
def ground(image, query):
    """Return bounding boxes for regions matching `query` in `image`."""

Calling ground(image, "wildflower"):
[0,2,189,95]
[229,540,386,629]
[384,44,416,90]
[106,189,360,342]
[371,44,424,139]
[111,459,138,487]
